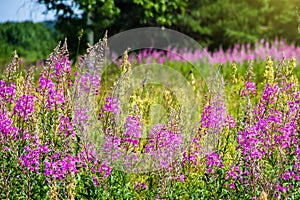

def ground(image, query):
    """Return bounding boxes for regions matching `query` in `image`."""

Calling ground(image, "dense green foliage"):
[0,21,58,65]
[1,1,298,63]
[36,0,300,56]
[176,0,300,50]
[36,0,188,57]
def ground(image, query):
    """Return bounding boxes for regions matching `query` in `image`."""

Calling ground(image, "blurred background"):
[0,0,299,64]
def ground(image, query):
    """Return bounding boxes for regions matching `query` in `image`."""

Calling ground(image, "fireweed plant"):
[0,34,300,199]
[128,38,300,66]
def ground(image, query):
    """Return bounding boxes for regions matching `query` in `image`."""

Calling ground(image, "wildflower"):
[38,75,65,110]
[93,176,100,187]
[178,174,185,183]
[19,146,41,173]
[99,162,111,179]
[124,115,142,147]
[100,97,120,116]
[0,111,18,139]
[59,116,75,136]
[13,95,35,120]
[231,63,238,84]
[205,152,224,173]
[44,154,78,180]
[264,57,274,84]
[0,80,16,103]
[245,82,256,94]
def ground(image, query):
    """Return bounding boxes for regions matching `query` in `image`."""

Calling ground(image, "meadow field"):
[1,34,300,199]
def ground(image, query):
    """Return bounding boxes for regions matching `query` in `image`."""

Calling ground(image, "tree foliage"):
[0,21,58,64]
[36,0,300,56]
[175,0,300,51]
[36,0,188,57]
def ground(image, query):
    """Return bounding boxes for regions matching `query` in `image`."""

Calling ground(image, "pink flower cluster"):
[126,39,300,65]
[0,110,18,141]
[101,97,120,116]
[13,95,35,120]
[241,81,256,97]
[0,80,16,103]
[38,75,65,110]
